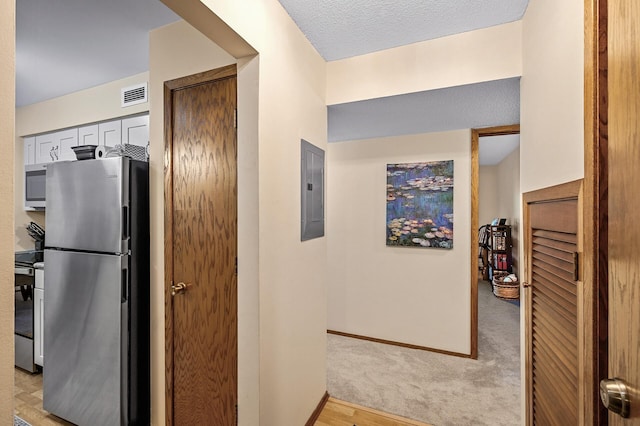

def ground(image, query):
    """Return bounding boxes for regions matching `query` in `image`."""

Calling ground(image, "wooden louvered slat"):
[532,251,575,274]
[534,269,577,300]
[532,229,578,244]
[532,344,576,397]
[533,288,577,326]
[534,362,578,426]
[532,281,577,325]
[526,195,579,425]
[533,369,576,421]
[533,272,576,304]
[534,308,577,349]
[532,244,575,263]
[533,333,577,375]
[532,257,575,284]
[532,327,578,379]
[532,236,576,254]
[532,342,578,393]
[536,302,578,344]
[533,320,578,377]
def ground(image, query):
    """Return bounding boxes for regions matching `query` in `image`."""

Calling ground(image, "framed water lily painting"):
[386,160,454,249]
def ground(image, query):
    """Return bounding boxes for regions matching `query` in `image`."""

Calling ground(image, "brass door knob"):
[171,282,189,296]
[600,378,631,418]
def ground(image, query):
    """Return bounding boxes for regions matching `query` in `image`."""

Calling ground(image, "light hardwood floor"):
[14,368,72,426]
[316,397,432,426]
[16,368,427,426]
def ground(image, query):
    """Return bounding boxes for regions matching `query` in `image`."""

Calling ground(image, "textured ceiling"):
[277,0,529,61]
[17,0,524,153]
[479,134,520,166]
[328,78,520,142]
[16,0,180,107]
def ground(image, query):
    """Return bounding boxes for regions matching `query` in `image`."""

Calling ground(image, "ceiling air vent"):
[121,83,148,107]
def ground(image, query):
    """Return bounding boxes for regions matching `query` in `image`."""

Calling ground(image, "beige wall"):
[15,72,149,137]
[521,0,584,192]
[326,21,523,105]
[496,147,521,275]
[157,1,329,423]
[479,166,499,227]
[520,0,584,417]
[14,73,150,252]
[327,130,471,354]
[148,20,262,426]
[479,147,521,277]
[0,0,15,422]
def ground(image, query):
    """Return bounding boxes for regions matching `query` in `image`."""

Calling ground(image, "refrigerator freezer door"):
[46,157,129,254]
[43,249,128,426]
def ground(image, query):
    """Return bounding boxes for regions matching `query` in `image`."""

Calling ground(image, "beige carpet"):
[327,280,520,426]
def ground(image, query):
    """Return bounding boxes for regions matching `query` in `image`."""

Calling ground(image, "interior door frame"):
[585,0,609,424]
[470,124,520,359]
[163,64,238,425]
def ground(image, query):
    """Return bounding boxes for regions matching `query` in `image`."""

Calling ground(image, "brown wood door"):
[608,0,640,422]
[523,181,582,425]
[164,65,238,425]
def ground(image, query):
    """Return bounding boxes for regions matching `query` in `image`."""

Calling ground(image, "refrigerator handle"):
[121,269,128,303]
[122,206,130,240]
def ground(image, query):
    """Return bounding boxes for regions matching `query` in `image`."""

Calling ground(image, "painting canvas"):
[386,160,454,249]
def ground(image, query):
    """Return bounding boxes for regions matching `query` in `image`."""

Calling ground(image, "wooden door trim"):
[584,0,609,424]
[470,124,519,359]
[164,64,238,426]
[522,179,583,425]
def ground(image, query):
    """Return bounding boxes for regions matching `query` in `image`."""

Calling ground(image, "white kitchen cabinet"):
[56,128,79,161]
[35,133,58,163]
[78,124,99,146]
[34,129,78,163]
[23,137,36,165]
[33,267,44,367]
[121,115,149,148]
[98,120,122,147]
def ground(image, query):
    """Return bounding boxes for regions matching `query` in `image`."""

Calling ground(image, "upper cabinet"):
[34,132,59,163]
[78,124,99,146]
[98,120,122,147]
[23,113,149,165]
[121,115,149,148]
[24,137,36,165]
[57,128,79,162]
[35,129,78,163]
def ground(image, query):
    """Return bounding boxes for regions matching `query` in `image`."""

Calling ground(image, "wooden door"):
[165,65,238,425]
[523,181,582,425]
[607,0,640,422]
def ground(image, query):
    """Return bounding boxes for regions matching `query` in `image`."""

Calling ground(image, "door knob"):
[171,281,190,296]
[600,378,631,418]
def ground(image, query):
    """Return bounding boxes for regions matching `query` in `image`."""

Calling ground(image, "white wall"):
[479,166,499,227]
[521,0,584,192]
[327,130,471,354]
[0,1,15,421]
[327,21,522,105]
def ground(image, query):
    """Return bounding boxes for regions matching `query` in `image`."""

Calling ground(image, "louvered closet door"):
[529,199,579,425]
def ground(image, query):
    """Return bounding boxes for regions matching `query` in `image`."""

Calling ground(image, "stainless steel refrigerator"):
[43,157,149,426]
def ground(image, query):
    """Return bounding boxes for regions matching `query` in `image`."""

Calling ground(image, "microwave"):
[25,163,47,210]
